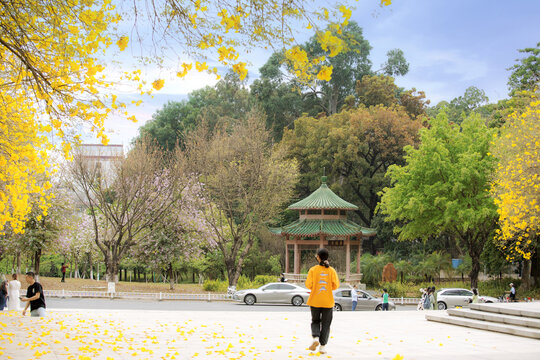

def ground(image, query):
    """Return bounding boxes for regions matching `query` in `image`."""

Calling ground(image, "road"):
[45,298,417,312]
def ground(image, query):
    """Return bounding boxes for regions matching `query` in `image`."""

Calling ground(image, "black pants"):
[382,303,389,311]
[61,273,65,282]
[310,306,333,346]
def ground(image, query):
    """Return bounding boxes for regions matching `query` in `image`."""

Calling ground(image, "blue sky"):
[102,0,540,145]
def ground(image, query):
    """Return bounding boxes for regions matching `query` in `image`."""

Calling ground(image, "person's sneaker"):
[308,337,319,351]
[319,345,327,354]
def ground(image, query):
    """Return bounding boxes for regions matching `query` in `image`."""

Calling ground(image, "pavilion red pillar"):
[320,234,325,249]
[357,239,361,274]
[346,237,351,282]
[285,243,289,273]
[294,239,300,274]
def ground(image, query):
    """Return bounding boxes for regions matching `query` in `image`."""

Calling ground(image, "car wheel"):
[292,296,304,306]
[244,294,256,305]
[485,301,492,303]
[333,303,342,311]
[437,301,447,310]
[375,304,382,311]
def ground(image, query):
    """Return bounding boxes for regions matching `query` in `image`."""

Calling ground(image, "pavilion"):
[270,176,376,283]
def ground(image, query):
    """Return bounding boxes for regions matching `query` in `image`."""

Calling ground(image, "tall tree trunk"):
[34,248,42,275]
[16,251,21,273]
[469,253,481,288]
[88,252,93,280]
[520,259,532,291]
[530,250,540,288]
[168,263,174,290]
[105,257,119,283]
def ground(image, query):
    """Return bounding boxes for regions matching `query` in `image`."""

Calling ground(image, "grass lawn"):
[8,275,205,294]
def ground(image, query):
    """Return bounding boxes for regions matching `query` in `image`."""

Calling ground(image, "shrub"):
[254,275,278,286]
[478,278,521,297]
[237,275,259,290]
[380,282,410,298]
[203,279,228,292]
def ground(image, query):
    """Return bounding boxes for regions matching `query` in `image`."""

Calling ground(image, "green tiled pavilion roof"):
[288,177,358,210]
[269,219,376,237]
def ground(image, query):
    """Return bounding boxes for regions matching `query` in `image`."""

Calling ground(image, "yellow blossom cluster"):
[318,30,345,57]
[0,93,53,234]
[0,0,134,233]
[148,0,389,86]
[285,46,328,83]
[492,97,540,261]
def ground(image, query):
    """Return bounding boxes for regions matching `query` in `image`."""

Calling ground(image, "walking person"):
[429,287,435,310]
[471,288,479,304]
[21,272,46,317]
[351,284,358,311]
[306,248,339,355]
[0,279,7,311]
[61,263,68,282]
[423,288,431,310]
[382,288,389,311]
[7,274,21,311]
[417,288,426,311]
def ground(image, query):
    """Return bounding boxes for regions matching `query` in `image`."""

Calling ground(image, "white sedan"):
[233,282,310,306]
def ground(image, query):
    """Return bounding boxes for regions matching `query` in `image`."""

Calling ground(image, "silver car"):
[233,282,310,306]
[436,288,499,310]
[333,289,396,311]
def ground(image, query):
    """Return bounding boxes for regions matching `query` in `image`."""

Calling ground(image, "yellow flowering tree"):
[492,98,540,287]
[1,0,392,235]
[0,1,125,234]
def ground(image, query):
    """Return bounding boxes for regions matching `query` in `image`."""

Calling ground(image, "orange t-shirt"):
[305,265,340,308]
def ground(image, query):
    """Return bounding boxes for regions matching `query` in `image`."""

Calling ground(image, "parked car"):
[233,282,310,306]
[333,288,396,311]
[436,288,499,310]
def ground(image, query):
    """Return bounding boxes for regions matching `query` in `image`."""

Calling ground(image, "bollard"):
[159,292,162,301]
[401,296,403,305]
[62,289,65,299]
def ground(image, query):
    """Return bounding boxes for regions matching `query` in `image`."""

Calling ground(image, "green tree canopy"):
[137,73,254,150]
[507,42,540,95]
[281,105,421,226]
[427,86,489,124]
[378,112,498,287]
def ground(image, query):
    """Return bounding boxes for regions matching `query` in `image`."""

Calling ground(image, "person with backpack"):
[305,248,339,355]
[423,288,432,310]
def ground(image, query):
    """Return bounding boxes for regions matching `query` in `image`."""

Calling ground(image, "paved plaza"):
[1,305,538,359]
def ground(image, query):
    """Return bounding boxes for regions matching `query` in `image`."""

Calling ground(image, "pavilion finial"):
[321,175,327,184]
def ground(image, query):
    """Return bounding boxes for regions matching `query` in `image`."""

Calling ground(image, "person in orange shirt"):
[305,248,339,354]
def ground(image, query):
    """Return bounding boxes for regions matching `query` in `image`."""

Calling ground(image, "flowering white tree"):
[133,181,215,289]
[185,113,298,287]
[57,212,102,279]
[69,141,191,283]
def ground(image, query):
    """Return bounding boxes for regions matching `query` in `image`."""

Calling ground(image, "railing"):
[284,273,363,283]
[283,273,307,282]
[44,290,420,305]
[389,297,421,305]
[44,289,231,301]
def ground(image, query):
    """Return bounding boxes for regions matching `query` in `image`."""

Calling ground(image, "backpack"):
[423,293,431,309]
